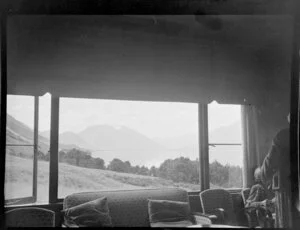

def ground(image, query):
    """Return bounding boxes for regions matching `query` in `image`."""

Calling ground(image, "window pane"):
[209,145,243,188]
[7,95,34,145]
[6,95,35,205]
[208,102,243,189]
[5,146,34,200]
[58,98,199,197]
[208,102,242,144]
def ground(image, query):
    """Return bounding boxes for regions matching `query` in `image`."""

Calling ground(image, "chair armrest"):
[213,208,225,224]
[242,206,274,228]
[242,207,259,227]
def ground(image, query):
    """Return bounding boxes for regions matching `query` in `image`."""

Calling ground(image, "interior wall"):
[7,15,291,105]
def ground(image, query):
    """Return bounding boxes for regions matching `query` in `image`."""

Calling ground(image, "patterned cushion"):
[193,214,212,225]
[148,199,192,222]
[150,220,194,227]
[63,188,188,227]
[62,197,112,227]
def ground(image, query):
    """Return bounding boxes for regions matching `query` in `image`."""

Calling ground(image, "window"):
[5,94,51,205]
[208,102,243,189]
[5,95,245,204]
[58,98,200,197]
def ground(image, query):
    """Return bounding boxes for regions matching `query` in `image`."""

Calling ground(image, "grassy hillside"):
[5,155,218,203]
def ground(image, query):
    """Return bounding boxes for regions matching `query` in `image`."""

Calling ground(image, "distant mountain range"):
[6,114,242,166]
[153,122,242,155]
[40,124,166,166]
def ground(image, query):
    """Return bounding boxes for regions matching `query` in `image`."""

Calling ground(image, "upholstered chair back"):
[5,207,55,227]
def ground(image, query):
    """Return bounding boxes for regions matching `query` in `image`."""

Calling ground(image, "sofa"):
[62,188,211,227]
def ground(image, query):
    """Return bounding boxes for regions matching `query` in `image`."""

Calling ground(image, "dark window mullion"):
[198,103,209,191]
[49,97,59,203]
[1,11,7,217]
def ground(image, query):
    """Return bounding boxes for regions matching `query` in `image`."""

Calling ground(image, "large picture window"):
[5,95,245,204]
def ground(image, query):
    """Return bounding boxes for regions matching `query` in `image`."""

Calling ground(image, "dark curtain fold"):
[241,105,261,188]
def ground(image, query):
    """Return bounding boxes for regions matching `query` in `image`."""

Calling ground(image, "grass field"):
[5,155,217,204]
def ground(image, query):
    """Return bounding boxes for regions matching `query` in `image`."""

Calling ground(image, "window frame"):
[3,97,244,204]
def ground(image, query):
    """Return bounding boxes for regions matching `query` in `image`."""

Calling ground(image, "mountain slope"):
[6,114,81,156]
[6,114,50,155]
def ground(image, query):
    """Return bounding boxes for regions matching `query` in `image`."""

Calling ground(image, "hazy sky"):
[7,93,242,166]
[7,93,241,139]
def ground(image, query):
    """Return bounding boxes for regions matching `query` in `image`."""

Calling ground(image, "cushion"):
[151,220,194,227]
[62,197,112,227]
[148,199,194,227]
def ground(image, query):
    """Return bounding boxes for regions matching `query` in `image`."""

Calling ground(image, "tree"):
[138,166,150,175]
[66,148,82,166]
[209,160,229,187]
[108,158,128,172]
[95,158,105,169]
[65,148,91,166]
[58,150,66,162]
[44,150,50,161]
[157,157,198,183]
[227,165,242,188]
[37,150,46,160]
[131,165,140,174]
[150,166,158,177]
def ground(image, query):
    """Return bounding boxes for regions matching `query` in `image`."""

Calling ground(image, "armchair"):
[199,189,237,226]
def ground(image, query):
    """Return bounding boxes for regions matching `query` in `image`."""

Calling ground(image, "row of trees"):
[36,148,243,188]
[107,156,243,188]
[38,148,105,169]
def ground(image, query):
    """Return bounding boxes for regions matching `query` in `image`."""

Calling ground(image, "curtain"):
[241,105,261,188]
